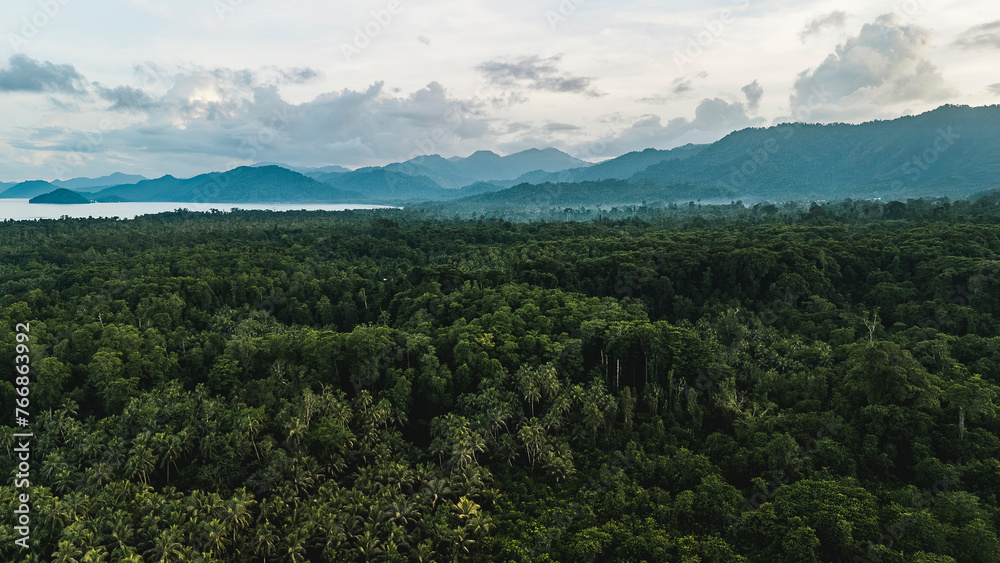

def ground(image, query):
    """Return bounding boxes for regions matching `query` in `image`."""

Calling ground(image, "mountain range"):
[4,104,998,208]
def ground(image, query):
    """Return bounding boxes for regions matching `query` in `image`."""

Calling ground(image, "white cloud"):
[475,54,604,98]
[13,66,499,176]
[789,13,955,122]
[577,95,766,158]
[954,21,1000,50]
[0,0,995,181]
[800,11,847,42]
[0,55,86,94]
[742,80,763,112]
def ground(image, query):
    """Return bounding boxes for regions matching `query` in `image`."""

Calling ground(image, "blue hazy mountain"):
[432,105,1000,213]
[52,173,147,191]
[5,105,997,207]
[92,166,360,203]
[379,148,592,188]
[29,188,92,204]
[454,148,590,179]
[629,104,1000,201]
[321,168,449,202]
[251,162,351,179]
[0,180,61,199]
[384,155,472,189]
[508,144,708,185]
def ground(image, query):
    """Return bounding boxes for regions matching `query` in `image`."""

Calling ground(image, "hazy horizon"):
[1,1,998,182]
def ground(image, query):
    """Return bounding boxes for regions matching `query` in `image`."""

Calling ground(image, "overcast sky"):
[0,0,997,181]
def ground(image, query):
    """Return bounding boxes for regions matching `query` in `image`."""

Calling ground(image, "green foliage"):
[1,201,1000,561]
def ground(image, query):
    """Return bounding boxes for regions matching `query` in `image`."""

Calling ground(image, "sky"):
[0,0,997,182]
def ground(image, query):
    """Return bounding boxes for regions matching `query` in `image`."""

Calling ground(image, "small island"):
[29,188,93,204]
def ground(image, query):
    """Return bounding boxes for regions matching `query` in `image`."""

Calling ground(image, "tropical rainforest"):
[3,193,1000,562]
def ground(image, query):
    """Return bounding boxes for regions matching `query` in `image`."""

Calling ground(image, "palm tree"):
[518,421,546,468]
[157,430,191,483]
[517,366,542,417]
[202,519,228,558]
[380,500,419,528]
[281,531,309,563]
[145,525,186,562]
[223,488,256,542]
[415,539,437,562]
[108,510,135,556]
[51,540,83,563]
[245,414,262,461]
[126,445,156,485]
[109,547,143,563]
[355,525,382,561]
[80,547,109,562]
[85,461,114,488]
[419,478,452,509]
[249,522,279,560]
[537,364,561,403]
[290,456,324,496]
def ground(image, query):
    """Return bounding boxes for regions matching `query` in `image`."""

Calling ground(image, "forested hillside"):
[2,196,1000,561]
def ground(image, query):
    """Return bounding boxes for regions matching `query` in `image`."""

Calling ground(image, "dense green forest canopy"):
[2,194,1000,561]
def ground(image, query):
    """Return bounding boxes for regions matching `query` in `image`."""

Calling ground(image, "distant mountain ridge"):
[628,104,1000,201]
[29,188,92,204]
[53,173,147,191]
[379,147,593,188]
[0,180,61,199]
[92,166,361,203]
[423,104,1000,214]
[3,106,998,207]
[506,144,708,185]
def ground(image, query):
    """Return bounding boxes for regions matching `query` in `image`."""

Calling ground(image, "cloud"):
[672,78,694,94]
[97,85,156,111]
[0,55,86,94]
[989,83,1000,96]
[17,67,498,172]
[638,73,707,104]
[475,54,603,97]
[584,95,765,157]
[789,14,954,121]
[418,36,431,45]
[953,21,1000,49]
[544,123,581,132]
[800,11,847,42]
[47,97,81,112]
[741,80,763,112]
[275,67,321,84]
